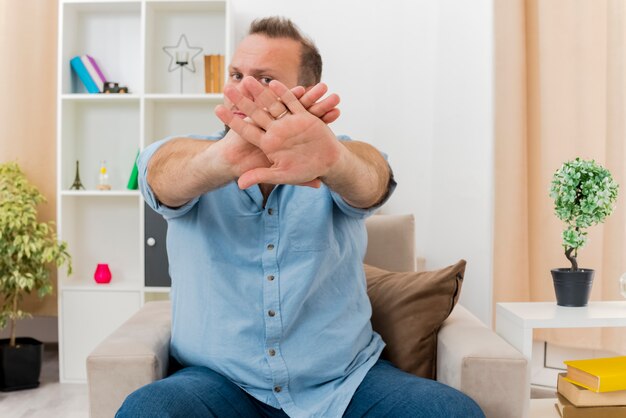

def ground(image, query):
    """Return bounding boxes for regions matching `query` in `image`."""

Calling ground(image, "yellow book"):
[564,356,626,393]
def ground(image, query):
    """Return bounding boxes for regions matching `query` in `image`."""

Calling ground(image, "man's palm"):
[216,79,341,189]
[219,129,271,179]
[238,112,339,189]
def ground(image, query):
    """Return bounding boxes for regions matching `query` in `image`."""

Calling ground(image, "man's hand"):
[216,77,391,208]
[216,78,344,190]
[214,81,342,188]
[243,78,341,125]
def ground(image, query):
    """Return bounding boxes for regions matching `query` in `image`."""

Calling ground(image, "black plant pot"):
[0,337,44,391]
[551,268,595,307]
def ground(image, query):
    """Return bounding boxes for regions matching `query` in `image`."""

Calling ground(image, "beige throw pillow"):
[365,260,466,380]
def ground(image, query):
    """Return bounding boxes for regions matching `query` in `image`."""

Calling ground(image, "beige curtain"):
[0,0,59,316]
[494,0,626,353]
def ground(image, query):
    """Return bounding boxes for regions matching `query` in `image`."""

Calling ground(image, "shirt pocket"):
[286,190,332,252]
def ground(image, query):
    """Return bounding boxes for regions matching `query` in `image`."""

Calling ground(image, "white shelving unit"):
[56,0,231,383]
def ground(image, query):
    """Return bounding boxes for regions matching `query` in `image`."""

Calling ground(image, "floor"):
[530,398,559,418]
[0,344,89,418]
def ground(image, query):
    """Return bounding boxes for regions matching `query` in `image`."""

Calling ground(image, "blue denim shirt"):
[138,132,393,418]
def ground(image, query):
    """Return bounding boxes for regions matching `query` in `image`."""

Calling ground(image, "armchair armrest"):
[87,301,172,418]
[437,305,529,418]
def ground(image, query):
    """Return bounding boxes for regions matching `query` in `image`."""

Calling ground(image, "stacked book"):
[70,54,107,93]
[204,54,224,93]
[555,356,626,417]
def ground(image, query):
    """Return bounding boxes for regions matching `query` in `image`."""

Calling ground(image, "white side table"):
[496,301,626,360]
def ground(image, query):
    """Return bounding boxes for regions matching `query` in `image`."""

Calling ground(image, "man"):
[117,17,484,418]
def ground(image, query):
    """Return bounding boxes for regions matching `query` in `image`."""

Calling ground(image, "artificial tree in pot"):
[0,162,71,391]
[549,158,618,307]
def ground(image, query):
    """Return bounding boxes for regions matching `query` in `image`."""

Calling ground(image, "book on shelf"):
[127,150,139,190]
[564,356,626,393]
[70,56,99,94]
[219,55,224,92]
[555,393,626,418]
[81,55,107,93]
[204,54,224,93]
[558,373,626,407]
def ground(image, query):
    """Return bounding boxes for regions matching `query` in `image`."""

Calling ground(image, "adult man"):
[117,17,484,418]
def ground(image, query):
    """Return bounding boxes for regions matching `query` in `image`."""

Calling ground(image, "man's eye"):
[230,73,243,81]
[260,77,273,85]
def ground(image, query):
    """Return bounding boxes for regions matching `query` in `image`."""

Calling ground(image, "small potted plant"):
[549,158,618,307]
[0,162,71,391]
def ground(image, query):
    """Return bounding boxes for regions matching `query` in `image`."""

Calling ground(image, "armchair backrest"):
[364,214,415,272]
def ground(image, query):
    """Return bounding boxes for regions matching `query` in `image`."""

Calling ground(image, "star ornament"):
[163,34,203,73]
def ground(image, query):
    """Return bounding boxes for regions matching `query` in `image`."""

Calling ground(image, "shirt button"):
[267,244,274,250]
[267,275,275,281]
[268,310,276,317]
[274,386,282,393]
[268,349,276,356]
[268,208,274,215]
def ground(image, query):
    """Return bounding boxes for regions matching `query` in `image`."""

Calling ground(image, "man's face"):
[224,34,301,118]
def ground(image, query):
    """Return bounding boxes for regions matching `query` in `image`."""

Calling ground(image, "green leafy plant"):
[550,158,618,271]
[0,162,71,347]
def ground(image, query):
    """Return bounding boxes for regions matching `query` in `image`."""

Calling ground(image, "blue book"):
[70,56,99,94]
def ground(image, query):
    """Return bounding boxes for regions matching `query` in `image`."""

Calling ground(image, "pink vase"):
[94,264,112,284]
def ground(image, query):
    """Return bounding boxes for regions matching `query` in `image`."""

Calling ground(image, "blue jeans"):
[116,359,485,417]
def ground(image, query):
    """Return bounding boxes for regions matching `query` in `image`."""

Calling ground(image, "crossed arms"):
[147,77,392,209]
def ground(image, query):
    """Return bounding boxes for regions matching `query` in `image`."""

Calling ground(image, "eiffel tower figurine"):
[69,160,85,190]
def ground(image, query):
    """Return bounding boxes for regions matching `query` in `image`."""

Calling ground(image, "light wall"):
[0,0,59,317]
[1,0,495,327]
[233,0,495,324]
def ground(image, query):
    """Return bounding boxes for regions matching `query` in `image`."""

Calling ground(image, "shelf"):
[61,1,141,95]
[145,0,226,94]
[61,190,141,197]
[144,99,224,146]
[58,0,230,384]
[60,99,140,190]
[146,1,226,13]
[61,94,140,102]
[61,2,141,9]
[145,93,223,102]
[143,286,171,293]
[62,282,142,292]
[61,94,222,102]
[59,196,141,287]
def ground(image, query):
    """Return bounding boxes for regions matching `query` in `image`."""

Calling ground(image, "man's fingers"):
[238,167,322,190]
[291,86,306,98]
[268,80,306,114]
[308,94,340,119]
[223,85,274,130]
[320,108,341,124]
[238,167,280,189]
[243,77,289,119]
[298,83,329,109]
[215,104,264,147]
[298,179,322,188]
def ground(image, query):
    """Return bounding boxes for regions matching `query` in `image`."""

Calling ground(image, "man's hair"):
[248,17,322,86]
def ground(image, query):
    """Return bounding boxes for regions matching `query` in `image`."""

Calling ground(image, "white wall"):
[231,0,494,325]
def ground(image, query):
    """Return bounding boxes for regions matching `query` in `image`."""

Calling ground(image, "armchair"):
[87,214,528,417]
